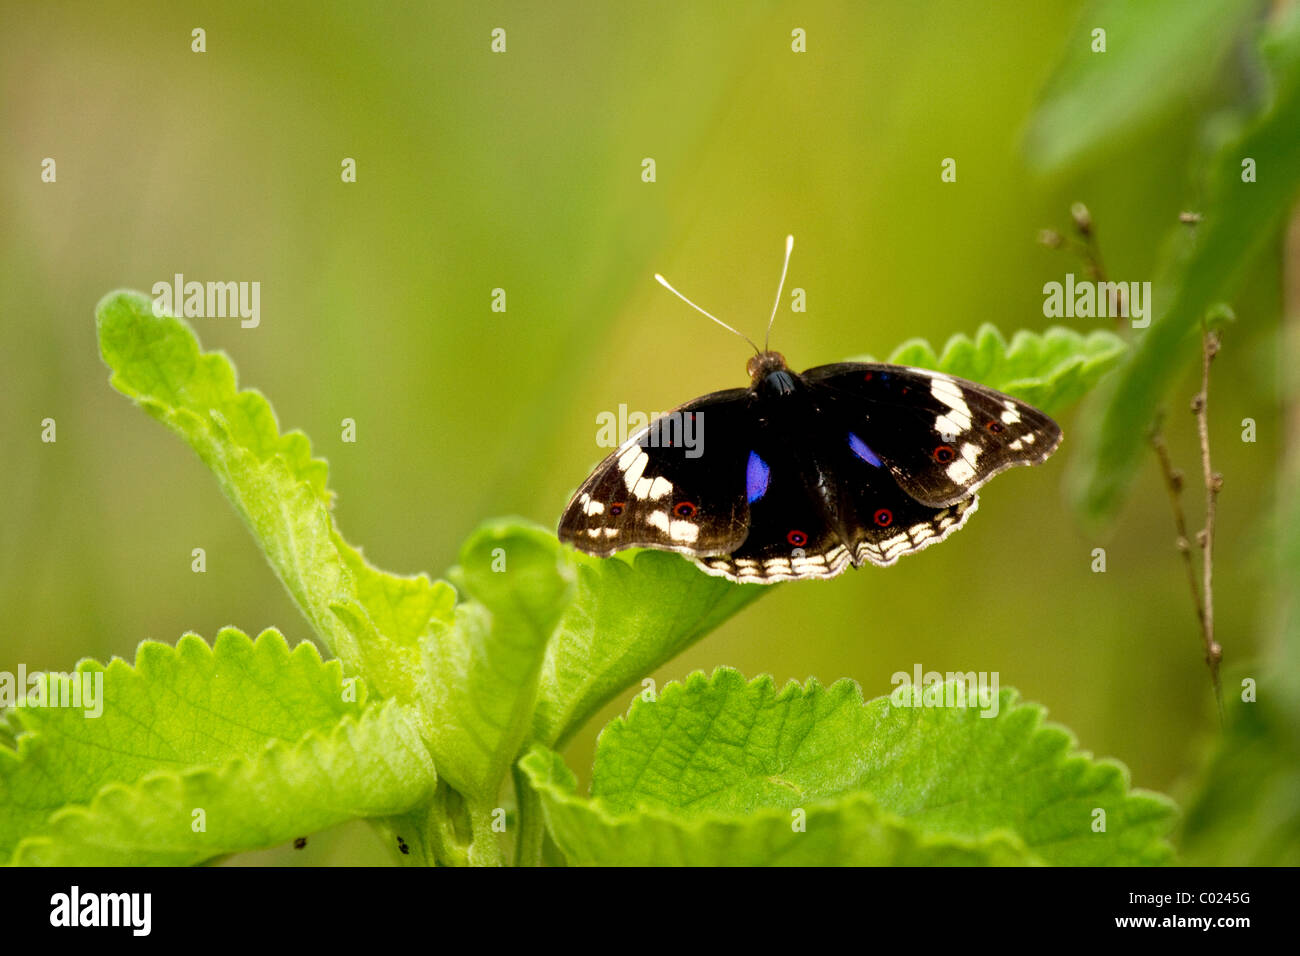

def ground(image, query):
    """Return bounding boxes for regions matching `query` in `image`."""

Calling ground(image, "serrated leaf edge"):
[565,666,1177,862]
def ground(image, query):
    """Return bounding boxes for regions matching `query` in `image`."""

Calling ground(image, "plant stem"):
[1059,202,1128,330]
[1149,420,1205,634]
[467,798,504,867]
[513,764,546,868]
[1194,323,1224,718]
[422,781,469,867]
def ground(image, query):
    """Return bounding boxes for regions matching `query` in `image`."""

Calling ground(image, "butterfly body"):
[559,349,1061,584]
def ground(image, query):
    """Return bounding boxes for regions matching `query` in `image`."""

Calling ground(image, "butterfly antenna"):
[654,272,761,355]
[764,234,794,352]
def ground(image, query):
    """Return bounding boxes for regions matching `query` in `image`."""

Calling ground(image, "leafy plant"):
[0,290,1171,866]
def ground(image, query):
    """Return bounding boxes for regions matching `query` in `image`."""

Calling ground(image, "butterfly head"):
[746,350,798,396]
[746,350,787,380]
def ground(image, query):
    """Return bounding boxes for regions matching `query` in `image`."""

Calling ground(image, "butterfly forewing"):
[802,363,1062,508]
[558,389,753,557]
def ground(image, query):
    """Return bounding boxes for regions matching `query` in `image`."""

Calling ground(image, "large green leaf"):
[524,669,1176,866]
[530,549,763,748]
[524,747,1034,866]
[96,291,453,716]
[0,628,434,865]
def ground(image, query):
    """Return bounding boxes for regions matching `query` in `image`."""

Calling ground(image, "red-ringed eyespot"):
[987,421,1005,434]
[674,501,697,518]
[787,529,807,546]
[863,371,874,381]
[609,502,626,516]
[933,444,955,463]
[874,508,893,527]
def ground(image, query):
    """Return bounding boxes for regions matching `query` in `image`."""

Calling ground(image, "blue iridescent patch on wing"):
[746,450,770,503]
[849,432,882,467]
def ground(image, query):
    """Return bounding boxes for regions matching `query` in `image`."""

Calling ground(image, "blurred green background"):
[2,1,1286,864]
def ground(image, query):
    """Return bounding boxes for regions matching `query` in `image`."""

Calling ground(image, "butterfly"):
[558,237,1062,584]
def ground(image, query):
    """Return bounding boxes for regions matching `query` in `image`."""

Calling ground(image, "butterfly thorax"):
[747,350,798,397]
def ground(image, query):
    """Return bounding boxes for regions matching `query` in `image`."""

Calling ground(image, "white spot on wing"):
[647,476,673,499]
[669,520,699,543]
[947,458,976,484]
[621,448,649,490]
[932,378,972,435]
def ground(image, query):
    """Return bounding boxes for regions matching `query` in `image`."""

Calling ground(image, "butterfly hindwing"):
[818,408,981,567]
[694,425,851,582]
[802,362,1062,507]
[558,389,753,557]
[692,392,980,582]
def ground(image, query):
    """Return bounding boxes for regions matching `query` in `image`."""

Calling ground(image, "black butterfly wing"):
[558,388,753,558]
[802,363,1062,508]
[693,390,978,582]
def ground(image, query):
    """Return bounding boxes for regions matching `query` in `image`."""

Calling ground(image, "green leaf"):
[1023,0,1259,173]
[96,291,453,712]
[524,669,1176,866]
[424,521,574,802]
[0,628,435,865]
[1068,7,1300,517]
[523,747,1034,866]
[530,549,764,748]
[863,323,1127,415]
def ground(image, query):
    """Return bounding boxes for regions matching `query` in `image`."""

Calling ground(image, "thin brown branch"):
[1193,323,1225,718]
[1043,204,1225,713]
[1068,203,1126,329]
[1149,418,1205,636]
